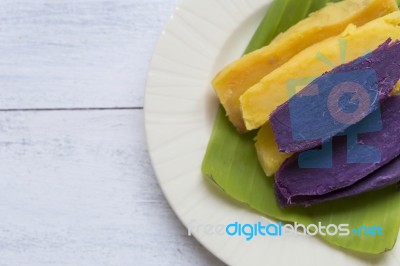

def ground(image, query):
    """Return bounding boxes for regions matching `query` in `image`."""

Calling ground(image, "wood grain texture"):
[0,0,177,109]
[0,110,224,265]
[0,0,225,265]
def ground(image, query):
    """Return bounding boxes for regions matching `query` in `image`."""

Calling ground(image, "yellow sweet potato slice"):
[241,11,400,131]
[255,123,292,177]
[393,81,400,94]
[212,0,398,132]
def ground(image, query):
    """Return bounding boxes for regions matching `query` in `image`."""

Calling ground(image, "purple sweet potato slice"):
[270,39,400,153]
[275,156,400,208]
[275,95,400,205]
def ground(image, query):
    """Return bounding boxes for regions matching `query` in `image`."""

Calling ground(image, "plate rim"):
[143,0,400,265]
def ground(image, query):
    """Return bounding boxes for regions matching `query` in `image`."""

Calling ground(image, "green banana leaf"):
[202,0,400,254]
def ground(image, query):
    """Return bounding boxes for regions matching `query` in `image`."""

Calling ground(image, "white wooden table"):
[0,0,225,265]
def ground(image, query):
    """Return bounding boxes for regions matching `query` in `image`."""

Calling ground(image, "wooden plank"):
[0,0,177,109]
[0,110,223,265]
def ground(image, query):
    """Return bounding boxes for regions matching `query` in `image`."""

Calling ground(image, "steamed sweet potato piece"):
[213,0,398,132]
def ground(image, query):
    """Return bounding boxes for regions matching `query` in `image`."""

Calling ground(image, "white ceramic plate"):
[144,0,400,265]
